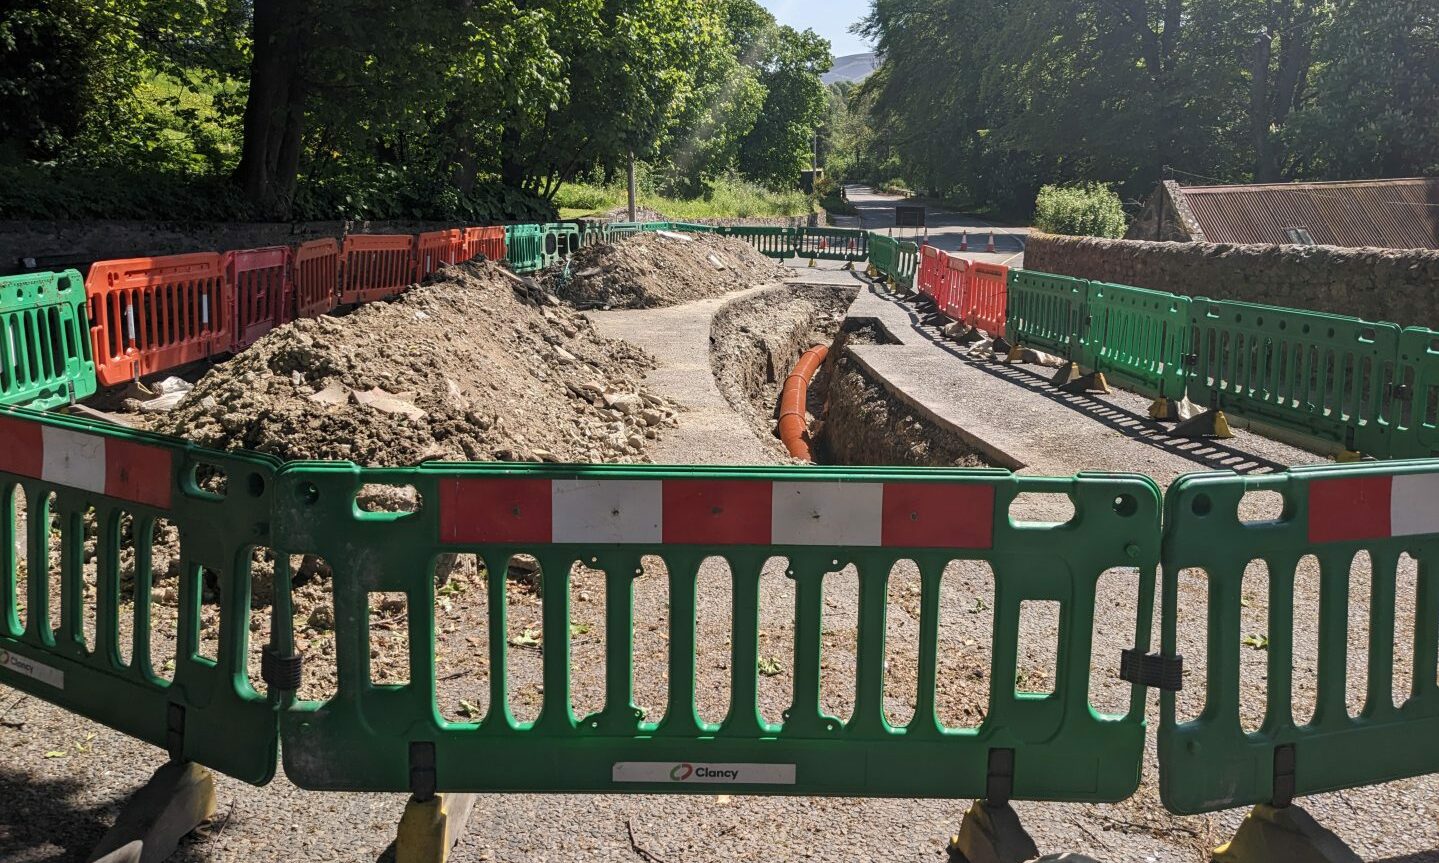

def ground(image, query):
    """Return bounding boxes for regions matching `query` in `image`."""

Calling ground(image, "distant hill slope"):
[823,52,878,85]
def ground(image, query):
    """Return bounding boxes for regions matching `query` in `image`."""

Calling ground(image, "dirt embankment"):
[549,232,787,310]
[709,285,857,457]
[147,261,677,465]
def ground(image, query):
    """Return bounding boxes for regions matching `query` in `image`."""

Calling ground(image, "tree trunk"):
[235,0,308,219]
[1250,29,1276,181]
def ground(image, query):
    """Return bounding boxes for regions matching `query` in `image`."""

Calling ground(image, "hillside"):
[822,52,878,84]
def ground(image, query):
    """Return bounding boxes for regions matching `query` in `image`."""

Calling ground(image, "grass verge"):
[555,178,813,220]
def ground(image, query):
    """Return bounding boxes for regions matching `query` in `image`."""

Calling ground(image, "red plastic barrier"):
[416,229,466,278]
[293,239,339,319]
[936,254,970,321]
[224,246,291,352]
[918,245,944,299]
[339,235,415,305]
[965,262,1009,336]
[463,226,506,262]
[86,253,230,386]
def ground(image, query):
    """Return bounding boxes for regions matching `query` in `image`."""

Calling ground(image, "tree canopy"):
[0,0,833,221]
[835,0,1439,217]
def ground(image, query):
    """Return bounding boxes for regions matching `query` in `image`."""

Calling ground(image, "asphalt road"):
[843,185,1029,268]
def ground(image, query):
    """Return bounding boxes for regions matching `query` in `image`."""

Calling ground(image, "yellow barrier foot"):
[946,800,1038,863]
[1213,804,1361,863]
[1059,370,1110,394]
[86,761,216,863]
[1005,344,1025,364]
[397,793,479,863]
[809,255,818,268]
[1050,362,1083,388]
[1148,396,1199,421]
[1335,450,1365,463]
[1173,409,1235,440]
[843,261,855,271]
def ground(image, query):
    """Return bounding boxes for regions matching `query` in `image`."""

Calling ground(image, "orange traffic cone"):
[986,231,997,253]
[959,231,969,252]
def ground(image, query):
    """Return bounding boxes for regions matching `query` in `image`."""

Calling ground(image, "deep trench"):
[710,288,993,468]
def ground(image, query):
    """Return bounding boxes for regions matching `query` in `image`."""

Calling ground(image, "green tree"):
[739,23,832,188]
[1289,0,1439,178]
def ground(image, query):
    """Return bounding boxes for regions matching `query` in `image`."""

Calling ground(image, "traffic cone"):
[986,231,997,253]
[960,231,969,252]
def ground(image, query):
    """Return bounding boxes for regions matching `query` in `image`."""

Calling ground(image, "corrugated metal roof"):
[1177,178,1439,249]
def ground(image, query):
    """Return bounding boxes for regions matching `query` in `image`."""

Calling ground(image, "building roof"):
[1175,178,1439,249]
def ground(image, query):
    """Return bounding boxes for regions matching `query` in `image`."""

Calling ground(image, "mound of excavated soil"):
[550,231,787,309]
[150,260,677,465]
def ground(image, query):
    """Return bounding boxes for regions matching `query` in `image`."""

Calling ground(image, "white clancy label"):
[612,761,796,785]
[0,649,64,689]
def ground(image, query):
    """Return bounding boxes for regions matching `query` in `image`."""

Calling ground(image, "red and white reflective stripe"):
[0,416,172,509]
[1307,473,1439,543]
[440,478,995,549]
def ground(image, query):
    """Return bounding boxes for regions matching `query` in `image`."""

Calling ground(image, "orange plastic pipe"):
[778,344,829,461]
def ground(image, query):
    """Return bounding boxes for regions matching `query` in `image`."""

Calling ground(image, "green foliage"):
[0,0,832,222]
[1033,184,1128,238]
[837,0,1439,218]
[554,173,811,219]
[816,176,857,216]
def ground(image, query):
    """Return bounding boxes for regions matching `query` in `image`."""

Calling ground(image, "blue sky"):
[758,0,872,56]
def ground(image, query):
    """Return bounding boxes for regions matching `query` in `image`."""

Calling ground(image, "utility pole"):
[627,150,638,222]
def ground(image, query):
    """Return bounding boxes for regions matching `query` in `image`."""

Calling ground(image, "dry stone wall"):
[1025,231,1439,329]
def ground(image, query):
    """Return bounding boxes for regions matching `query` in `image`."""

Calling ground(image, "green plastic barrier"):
[870,233,897,276]
[0,407,282,785]
[0,270,97,411]
[1005,270,1088,360]
[273,461,1159,801]
[799,228,869,262]
[1160,461,1439,814]
[1084,281,1191,402]
[604,222,646,242]
[716,226,797,259]
[542,223,583,257]
[1188,299,1401,457]
[666,222,717,234]
[892,240,918,290]
[505,225,554,274]
[1391,327,1439,459]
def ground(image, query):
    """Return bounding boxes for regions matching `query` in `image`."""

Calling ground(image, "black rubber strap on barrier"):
[1272,744,1297,808]
[261,646,303,692]
[1119,649,1184,692]
[986,748,1015,806]
[409,741,437,801]
[166,703,185,762]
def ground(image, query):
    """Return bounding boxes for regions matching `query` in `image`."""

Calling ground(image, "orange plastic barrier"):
[918,245,945,299]
[339,235,415,305]
[225,246,291,352]
[416,229,466,278]
[463,226,506,262]
[293,239,339,319]
[965,262,1009,336]
[86,253,230,386]
[936,254,970,322]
